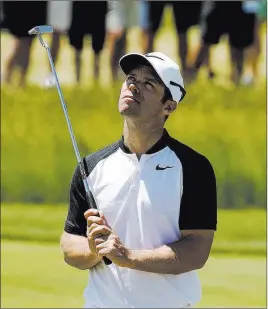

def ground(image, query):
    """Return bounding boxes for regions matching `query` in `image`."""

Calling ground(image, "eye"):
[127,76,136,82]
[144,81,154,91]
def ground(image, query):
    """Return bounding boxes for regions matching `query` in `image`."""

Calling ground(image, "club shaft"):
[46,50,81,164]
[44,44,112,266]
[46,48,94,205]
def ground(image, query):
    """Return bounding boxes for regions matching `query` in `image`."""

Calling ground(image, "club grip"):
[103,256,112,265]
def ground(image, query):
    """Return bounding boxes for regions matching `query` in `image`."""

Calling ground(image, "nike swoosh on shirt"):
[155,164,175,170]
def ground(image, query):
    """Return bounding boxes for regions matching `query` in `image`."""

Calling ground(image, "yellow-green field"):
[1,204,266,308]
[2,241,265,308]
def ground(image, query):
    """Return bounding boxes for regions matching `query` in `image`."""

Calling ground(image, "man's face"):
[118,65,175,122]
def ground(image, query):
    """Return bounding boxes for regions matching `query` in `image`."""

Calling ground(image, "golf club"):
[28,25,112,266]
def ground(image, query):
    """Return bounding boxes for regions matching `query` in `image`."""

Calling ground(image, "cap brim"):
[119,53,157,76]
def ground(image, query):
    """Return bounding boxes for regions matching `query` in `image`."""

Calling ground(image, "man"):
[60,52,217,308]
[68,1,108,84]
[139,0,150,54]
[241,0,264,86]
[193,1,257,85]
[145,1,203,78]
[44,0,72,87]
[106,0,140,82]
[1,1,47,87]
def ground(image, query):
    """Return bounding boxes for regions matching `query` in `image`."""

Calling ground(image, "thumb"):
[99,210,111,229]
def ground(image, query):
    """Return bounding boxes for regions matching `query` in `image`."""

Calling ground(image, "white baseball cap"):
[119,52,186,103]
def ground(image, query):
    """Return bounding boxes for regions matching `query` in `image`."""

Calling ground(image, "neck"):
[123,119,164,157]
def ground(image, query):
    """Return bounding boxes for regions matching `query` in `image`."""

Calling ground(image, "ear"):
[163,100,177,116]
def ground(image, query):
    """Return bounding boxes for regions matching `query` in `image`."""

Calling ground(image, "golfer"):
[60,52,217,308]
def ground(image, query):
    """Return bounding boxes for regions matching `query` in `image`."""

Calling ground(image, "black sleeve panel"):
[64,164,92,237]
[169,138,217,230]
[64,142,120,237]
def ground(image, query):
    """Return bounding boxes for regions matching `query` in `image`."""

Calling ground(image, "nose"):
[128,83,139,95]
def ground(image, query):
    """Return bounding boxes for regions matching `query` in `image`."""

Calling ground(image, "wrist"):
[122,249,137,269]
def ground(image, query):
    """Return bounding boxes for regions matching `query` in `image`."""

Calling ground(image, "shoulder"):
[83,141,120,176]
[168,136,215,174]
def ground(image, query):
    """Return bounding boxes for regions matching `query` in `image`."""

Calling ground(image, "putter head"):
[28,25,53,35]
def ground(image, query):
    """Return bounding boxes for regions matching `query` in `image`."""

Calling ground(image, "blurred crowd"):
[0,0,266,87]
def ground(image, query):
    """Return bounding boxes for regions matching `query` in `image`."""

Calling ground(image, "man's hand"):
[95,231,131,267]
[84,209,131,267]
[84,209,110,258]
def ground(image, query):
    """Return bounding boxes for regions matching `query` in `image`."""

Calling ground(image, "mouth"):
[122,95,140,104]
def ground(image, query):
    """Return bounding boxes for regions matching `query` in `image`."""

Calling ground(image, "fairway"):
[1,240,266,308]
[1,205,266,256]
[1,206,267,308]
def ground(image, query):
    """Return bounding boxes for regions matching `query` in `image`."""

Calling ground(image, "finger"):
[99,210,111,228]
[89,225,111,239]
[87,226,104,240]
[87,222,110,235]
[96,242,107,251]
[87,224,111,237]
[97,248,110,257]
[95,236,108,246]
[87,223,99,235]
[87,216,106,227]
[84,209,99,219]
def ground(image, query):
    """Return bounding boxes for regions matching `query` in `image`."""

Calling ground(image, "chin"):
[119,104,138,116]
[120,109,140,118]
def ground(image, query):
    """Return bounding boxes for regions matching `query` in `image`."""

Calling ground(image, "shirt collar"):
[119,129,171,154]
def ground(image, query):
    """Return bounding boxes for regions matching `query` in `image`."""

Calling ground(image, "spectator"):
[68,1,108,84]
[146,1,203,78]
[45,0,72,87]
[0,1,4,26]
[241,0,265,85]
[2,1,47,87]
[193,1,257,85]
[106,0,140,82]
[139,0,150,54]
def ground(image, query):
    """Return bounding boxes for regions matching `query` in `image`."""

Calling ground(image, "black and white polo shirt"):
[64,129,217,308]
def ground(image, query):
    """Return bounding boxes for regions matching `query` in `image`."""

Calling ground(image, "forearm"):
[60,232,101,270]
[127,235,207,275]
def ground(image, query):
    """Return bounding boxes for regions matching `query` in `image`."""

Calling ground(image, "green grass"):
[1,241,87,309]
[1,204,266,256]
[1,82,266,207]
[1,240,266,308]
[1,204,266,308]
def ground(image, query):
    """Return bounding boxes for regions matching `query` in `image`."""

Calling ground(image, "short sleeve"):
[64,164,95,237]
[179,156,217,230]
